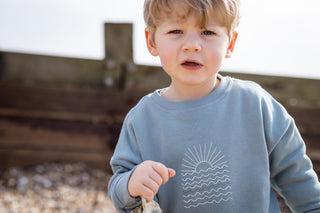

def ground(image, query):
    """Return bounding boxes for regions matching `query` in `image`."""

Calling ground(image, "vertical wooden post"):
[0,52,4,79]
[104,23,133,90]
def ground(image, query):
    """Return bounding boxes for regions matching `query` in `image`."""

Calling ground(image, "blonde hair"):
[144,0,240,40]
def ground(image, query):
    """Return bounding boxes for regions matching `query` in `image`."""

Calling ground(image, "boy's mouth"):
[182,61,200,66]
[181,60,203,70]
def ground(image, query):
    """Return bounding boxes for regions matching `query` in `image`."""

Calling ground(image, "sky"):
[0,0,320,79]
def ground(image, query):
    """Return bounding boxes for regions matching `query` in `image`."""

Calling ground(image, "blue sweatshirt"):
[108,75,320,213]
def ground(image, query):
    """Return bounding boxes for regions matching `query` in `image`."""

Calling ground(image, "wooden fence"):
[0,23,319,175]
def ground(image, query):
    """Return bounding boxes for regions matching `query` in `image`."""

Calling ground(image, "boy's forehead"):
[157,5,224,28]
[161,13,220,27]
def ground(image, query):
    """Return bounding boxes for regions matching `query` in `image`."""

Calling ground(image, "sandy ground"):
[0,162,118,213]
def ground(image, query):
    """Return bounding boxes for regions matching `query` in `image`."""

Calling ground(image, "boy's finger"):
[168,168,176,178]
[152,162,170,184]
[144,178,161,195]
[140,186,155,203]
[149,171,163,186]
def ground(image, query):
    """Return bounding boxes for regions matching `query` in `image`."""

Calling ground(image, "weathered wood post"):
[0,52,4,79]
[104,23,134,90]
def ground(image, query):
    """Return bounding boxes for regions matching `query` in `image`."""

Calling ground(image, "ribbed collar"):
[150,75,232,111]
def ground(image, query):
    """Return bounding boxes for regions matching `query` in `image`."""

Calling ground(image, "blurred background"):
[0,0,319,212]
[1,0,320,79]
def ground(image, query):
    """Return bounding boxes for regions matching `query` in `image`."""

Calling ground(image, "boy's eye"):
[202,30,215,35]
[168,29,183,34]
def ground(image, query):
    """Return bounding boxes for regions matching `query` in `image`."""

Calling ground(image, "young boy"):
[108,0,320,212]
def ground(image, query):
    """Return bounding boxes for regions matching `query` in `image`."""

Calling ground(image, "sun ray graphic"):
[182,144,226,173]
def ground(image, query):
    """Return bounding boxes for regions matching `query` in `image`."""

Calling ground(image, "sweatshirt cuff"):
[117,168,141,208]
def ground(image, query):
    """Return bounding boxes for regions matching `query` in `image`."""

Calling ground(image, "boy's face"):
[145,8,237,89]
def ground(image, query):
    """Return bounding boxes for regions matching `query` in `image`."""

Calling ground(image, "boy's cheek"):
[158,51,176,67]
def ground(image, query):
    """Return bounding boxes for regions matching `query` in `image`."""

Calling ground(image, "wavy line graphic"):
[182,178,231,190]
[184,197,232,208]
[181,169,230,182]
[182,175,230,188]
[183,186,232,199]
[184,192,232,204]
[181,164,229,176]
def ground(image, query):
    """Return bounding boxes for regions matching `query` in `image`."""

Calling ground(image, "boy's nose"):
[182,34,202,53]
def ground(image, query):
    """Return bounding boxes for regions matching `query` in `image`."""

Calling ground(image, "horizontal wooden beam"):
[0,108,124,124]
[0,149,112,171]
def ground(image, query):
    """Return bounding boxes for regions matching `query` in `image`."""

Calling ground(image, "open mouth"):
[182,61,201,66]
[181,60,203,70]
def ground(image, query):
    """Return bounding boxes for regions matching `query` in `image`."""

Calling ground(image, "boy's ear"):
[145,28,159,56]
[225,32,238,58]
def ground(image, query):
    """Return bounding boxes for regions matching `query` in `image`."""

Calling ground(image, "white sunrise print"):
[181,144,232,209]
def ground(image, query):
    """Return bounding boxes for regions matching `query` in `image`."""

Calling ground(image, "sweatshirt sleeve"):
[108,114,142,212]
[263,94,320,212]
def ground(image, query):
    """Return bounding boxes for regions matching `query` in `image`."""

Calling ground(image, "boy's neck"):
[162,76,220,102]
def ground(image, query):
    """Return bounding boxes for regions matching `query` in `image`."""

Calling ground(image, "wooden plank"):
[0,119,111,152]
[0,108,124,124]
[307,150,320,161]
[0,149,113,171]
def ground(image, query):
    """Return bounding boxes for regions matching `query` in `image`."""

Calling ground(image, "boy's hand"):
[128,160,176,203]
